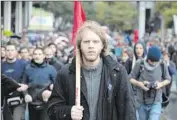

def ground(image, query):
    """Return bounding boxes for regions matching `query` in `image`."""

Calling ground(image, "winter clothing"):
[147,46,161,62]
[1,74,20,106]
[1,74,21,120]
[22,60,57,102]
[129,59,171,107]
[22,60,57,120]
[82,59,103,120]
[130,58,171,120]
[47,55,136,120]
[117,57,132,74]
[45,57,64,71]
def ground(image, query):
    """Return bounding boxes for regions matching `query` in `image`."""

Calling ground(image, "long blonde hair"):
[75,20,110,56]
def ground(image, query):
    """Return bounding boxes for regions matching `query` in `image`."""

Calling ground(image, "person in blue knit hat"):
[129,45,171,120]
[147,46,161,62]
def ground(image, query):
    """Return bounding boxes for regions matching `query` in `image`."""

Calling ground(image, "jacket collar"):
[69,55,119,74]
[30,59,47,68]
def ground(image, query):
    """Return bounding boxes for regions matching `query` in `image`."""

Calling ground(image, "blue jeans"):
[137,102,162,120]
[136,109,140,120]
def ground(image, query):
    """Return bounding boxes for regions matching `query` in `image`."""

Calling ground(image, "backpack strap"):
[160,61,172,108]
[160,61,165,79]
[132,59,145,96]
[137,59,145,80]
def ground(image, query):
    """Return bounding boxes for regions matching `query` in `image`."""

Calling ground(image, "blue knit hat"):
[147,46,161,62]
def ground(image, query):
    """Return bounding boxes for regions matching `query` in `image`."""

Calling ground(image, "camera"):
[144,82,157,90]
[143,82,157,104]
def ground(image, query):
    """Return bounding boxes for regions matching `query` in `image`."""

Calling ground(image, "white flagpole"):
[75,47,81,106]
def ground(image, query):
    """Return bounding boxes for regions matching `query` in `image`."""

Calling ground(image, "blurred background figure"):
[22,48,57,120]
[132,42,147,69]
[1,43,28,120]
[117,47,132,74]
[1,46,6,63]
[43,46,64,71]
[19,47,31,62]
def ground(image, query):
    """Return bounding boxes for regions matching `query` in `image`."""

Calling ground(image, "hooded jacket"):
[47,55,136,120]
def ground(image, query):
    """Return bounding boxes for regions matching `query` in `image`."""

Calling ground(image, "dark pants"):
[9,104,25,120]
[29,104,50,120]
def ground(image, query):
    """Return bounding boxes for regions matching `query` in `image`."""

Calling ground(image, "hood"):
[133,42,147,60]
[144,59,160,71]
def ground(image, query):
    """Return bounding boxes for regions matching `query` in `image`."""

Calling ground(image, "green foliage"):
[95,2,137,30]
[39,1,137,30]
[156,2,177,27]
[82,2,96,20]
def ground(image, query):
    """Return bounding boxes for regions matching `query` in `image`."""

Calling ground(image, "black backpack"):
[137,60,172,108]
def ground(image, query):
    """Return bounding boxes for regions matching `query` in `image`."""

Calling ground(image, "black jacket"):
[1,74,21,120]
[117,57,133,74]
[1,74,21,104]
[47,55,136,120]
[172,52,177,69]
[45,57,64,71]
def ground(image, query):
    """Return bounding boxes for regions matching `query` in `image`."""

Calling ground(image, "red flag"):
[133,29,139,43]
[71,1,86,47]
[71,1,86,106]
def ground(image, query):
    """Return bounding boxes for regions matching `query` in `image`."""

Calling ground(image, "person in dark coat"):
[47,21,136,120]
[161,48,176,105]
[43,46,64,71]
[1,74,21,106]
[1,74,21,120]
[117,47,133,74]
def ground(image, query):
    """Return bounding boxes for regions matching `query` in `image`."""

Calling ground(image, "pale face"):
[44,48,54,59]
[148,59,158,66]
[6,45,17,60]
[20,48,29,60]
[163,53,169,61]
[135,44,144,57]
[80,29,103,62]
[57,43,64,51]
[33,49,45,64]
[122,49,128,58]
[49,44,57,55]
[29,47,35,56]
[122,49,129,61]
